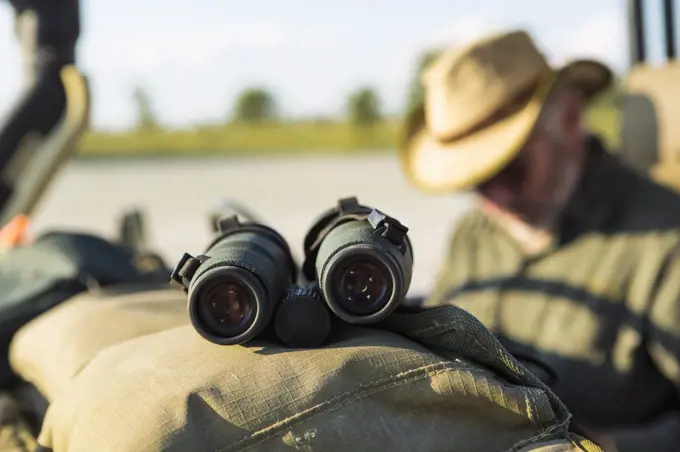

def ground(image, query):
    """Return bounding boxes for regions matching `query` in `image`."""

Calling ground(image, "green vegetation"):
[78,121,402,156]
[346,87,382,127]
[131,86,160,132]
[76,50,622,157]
[231,87,278,124]
[78,105,619,157]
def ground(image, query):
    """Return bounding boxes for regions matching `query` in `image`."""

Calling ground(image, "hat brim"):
[400,59,613,193]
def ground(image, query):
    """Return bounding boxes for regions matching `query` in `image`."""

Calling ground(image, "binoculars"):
[170,197,413,348]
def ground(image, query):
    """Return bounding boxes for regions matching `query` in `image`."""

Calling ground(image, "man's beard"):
[481,162,581,229]
[480,138,585,252]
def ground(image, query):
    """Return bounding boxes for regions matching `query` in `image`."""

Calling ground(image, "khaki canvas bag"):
[8,287,601,452]
[9,285,189,402]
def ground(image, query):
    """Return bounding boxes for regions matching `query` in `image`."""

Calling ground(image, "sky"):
[0,0,677,131]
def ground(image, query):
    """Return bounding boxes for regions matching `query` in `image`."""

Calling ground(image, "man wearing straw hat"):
[401,29,680,452]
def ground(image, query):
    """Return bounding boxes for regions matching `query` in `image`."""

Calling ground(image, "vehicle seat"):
[620,63,680,189]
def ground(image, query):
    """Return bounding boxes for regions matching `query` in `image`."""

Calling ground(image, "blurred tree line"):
[130,48,622,131]
[131,84,385,129]
[79,47,620,155]
[227,85,384,126]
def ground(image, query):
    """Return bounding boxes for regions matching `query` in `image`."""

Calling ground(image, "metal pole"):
[628,0,646,65]
[10,0,80,84]
[663,0,677,60]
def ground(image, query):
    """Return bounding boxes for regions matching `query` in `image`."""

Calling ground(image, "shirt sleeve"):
[609,243,680,452]
[424,209,482,307]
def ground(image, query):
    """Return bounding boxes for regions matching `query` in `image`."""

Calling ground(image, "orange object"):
[0,214,31,248]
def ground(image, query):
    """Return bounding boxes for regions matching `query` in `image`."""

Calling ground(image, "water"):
[31,154,474,295]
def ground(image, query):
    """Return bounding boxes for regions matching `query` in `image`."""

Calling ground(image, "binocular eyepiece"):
[171,197,413,348]
[171,216,298,345]
[302,197,413,325]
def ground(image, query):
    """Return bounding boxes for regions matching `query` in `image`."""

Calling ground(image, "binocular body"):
[171,197,413,348]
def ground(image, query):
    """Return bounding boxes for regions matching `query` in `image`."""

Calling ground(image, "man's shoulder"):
[617,165,680,231]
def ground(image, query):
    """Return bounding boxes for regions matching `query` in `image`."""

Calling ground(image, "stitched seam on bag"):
[418,349,554,427]
[504,384,574,452]
[506,404,573,452]
[398,320,524,373]
[504,381,565,452]
[224,361,550,452]
[459,365,554,428]
[505,423,572,452]
[398,319,563,418]
[400,319,472,337]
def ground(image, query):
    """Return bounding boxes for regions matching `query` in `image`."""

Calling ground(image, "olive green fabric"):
[9,284,188,402]
[10,287,601,451]
[425,137,680,452]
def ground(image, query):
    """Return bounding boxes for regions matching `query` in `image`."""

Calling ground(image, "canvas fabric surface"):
[8,286,600,451]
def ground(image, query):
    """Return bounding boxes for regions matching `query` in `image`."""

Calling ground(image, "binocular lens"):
[315,218,413,325]
[333,257,393,316]
[197,279,257,337]
[174,217,296,345]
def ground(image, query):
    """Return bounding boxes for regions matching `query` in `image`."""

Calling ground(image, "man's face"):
[474,98,584,227]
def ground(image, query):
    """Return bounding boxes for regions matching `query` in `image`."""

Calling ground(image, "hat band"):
[430,69,557,144]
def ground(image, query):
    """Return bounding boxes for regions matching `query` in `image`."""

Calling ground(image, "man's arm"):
[423,208,484,307]
[604,243,680,452]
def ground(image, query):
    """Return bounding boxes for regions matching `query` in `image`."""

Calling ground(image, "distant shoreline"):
[72,148,394,161]
[74,106,618,159]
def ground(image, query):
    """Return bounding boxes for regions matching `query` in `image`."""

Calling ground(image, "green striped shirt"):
[426,139,680,452]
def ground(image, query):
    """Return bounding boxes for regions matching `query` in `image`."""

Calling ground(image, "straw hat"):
[400,29,613,192]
